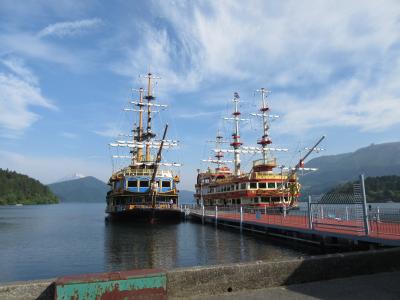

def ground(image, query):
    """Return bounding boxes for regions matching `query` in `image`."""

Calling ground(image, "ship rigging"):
[106,73,181,221]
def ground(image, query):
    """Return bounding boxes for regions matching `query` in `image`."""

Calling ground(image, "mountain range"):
[48,176,195,204]
[48,176,110,203]
[47,141,400,203]
[301,141,400,196]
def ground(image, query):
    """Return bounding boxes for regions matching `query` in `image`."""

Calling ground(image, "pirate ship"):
[195,89,324,208]
[106,73,181,221]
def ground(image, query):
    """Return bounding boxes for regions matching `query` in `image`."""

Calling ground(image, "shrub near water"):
[0,169,58,205]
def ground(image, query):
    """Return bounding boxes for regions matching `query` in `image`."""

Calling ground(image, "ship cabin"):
[195,160,300,208]
[107,167,179,209]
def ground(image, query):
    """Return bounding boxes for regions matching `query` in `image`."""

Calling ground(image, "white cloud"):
[61,132,78,139]
[37,18,102,38]
[177,110,220,119]
[0,57,56,136]
[115,0,400,134]
[93,123,121,138]
[0,33,81,67]
[1,56,38,84]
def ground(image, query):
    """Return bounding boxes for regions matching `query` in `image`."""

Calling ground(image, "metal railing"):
[183,175,400,240]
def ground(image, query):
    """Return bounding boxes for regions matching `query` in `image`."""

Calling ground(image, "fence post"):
[377,206,380,222]
[345,206,349,221]
[283,205,287,218]
[240,206,243,231]
[360,174,370,235]
[308,196,313,230]
[321,206,324,219]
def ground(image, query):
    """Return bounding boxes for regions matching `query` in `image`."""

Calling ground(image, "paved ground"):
[182,271,400,300]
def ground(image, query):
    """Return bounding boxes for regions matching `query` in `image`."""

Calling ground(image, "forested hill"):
[328,175,400,203]
[301,141,400,196]
[48,176,109,203]
[0,169,58,205]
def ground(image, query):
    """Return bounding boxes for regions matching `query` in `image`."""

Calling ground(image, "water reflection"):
[104,222,178,271]
[104,220,317,272]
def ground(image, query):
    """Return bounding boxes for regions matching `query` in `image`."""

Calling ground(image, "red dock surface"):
[191,209,400,245]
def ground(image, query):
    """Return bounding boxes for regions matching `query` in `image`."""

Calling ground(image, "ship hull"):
[107,207,182,223]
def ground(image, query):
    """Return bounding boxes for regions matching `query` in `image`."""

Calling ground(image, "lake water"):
[0,203,322,283]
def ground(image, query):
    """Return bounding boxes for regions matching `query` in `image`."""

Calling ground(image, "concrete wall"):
[166,247,400,298]
[1,248,400,299]
[0,279,54,300]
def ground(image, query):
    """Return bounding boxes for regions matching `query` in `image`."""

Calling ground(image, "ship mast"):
[256,88,272,164]
[231,92,243,176]
[215,132,225,170]
[109,73,180,170]
[145,73,156,163]
[202,130,232,169]
[137,88,144,163]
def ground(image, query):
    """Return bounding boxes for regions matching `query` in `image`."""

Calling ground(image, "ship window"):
[162,181,171,188]
[250,182,257,189]
[127,180,137,188]
[240,183,246,190]
[268,182,276,189]
[253,197,259,203]
[139,180,149,187]
[258,182,267,188]
[261,197,269,203]
[272,197,281,203]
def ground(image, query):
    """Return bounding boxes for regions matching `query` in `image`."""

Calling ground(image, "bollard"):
[377,206,380,223]
[321,206,324,219]
[202,205,205,224]
[215,206,218,225]
[345,206,349,221]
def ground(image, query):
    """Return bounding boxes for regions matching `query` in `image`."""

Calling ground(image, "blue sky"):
[1,0,400,190]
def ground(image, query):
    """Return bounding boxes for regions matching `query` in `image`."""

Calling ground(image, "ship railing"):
[114,169,173,178]
[253,158,277,167]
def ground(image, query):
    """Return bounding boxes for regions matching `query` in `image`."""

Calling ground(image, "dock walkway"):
[186,205,400,246]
